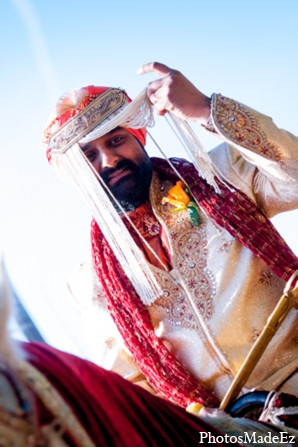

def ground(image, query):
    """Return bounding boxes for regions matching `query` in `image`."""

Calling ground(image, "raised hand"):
[137,62,211,123]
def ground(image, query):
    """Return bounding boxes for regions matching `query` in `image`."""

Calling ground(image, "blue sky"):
[1,0,298,356]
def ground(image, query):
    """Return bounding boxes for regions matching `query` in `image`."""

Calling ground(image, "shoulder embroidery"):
[212,94,284,165]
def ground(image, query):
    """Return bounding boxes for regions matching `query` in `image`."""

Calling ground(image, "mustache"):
[100,159,138,184]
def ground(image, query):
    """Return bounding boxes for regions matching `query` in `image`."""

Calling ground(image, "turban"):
[43,85,147,176]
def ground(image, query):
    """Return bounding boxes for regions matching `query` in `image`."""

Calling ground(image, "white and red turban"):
[43,86,148,178]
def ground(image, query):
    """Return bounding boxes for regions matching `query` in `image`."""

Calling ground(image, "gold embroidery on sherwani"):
[149,174,235,376]
[212,95,284,165]
[150,175,216,326]
[150,268,197,329]
[219,240,233,253]
[251,329,261,343]
[258,271,273,285]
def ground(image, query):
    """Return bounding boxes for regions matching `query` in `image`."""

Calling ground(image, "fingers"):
[137,61,188,118]
[137,62,171,76]
[145,79,169,114]
[148,91,169,116]
[146,78,165,98]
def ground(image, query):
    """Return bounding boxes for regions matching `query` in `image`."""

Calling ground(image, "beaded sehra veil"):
[46,87,218,306]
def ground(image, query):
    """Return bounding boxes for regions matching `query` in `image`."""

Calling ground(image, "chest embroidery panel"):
[149,175,236,374]
[149,175,217,327]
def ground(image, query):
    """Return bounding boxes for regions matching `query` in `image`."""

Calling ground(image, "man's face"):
[80,127,152,213]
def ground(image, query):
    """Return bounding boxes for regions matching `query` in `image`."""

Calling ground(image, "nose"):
[93,148,119,174]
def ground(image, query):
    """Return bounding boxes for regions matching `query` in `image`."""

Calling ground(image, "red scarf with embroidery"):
[91,157,298,409]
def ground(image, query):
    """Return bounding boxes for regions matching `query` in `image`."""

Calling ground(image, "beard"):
[100,150,153,213]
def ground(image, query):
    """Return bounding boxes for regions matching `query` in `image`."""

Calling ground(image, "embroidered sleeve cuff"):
[209,94,283,165]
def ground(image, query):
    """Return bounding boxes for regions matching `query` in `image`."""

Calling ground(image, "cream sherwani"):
[68,95,298,400]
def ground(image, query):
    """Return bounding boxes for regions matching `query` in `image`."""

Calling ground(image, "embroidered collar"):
[123,201,160,238]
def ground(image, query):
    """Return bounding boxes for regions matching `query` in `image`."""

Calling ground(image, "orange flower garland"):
[162,181,201,226]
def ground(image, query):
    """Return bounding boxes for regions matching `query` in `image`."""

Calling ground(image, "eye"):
[109,135,124,146]
[85,150,97,162]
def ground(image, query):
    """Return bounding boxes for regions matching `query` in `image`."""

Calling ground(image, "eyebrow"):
[81,127,122,152]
